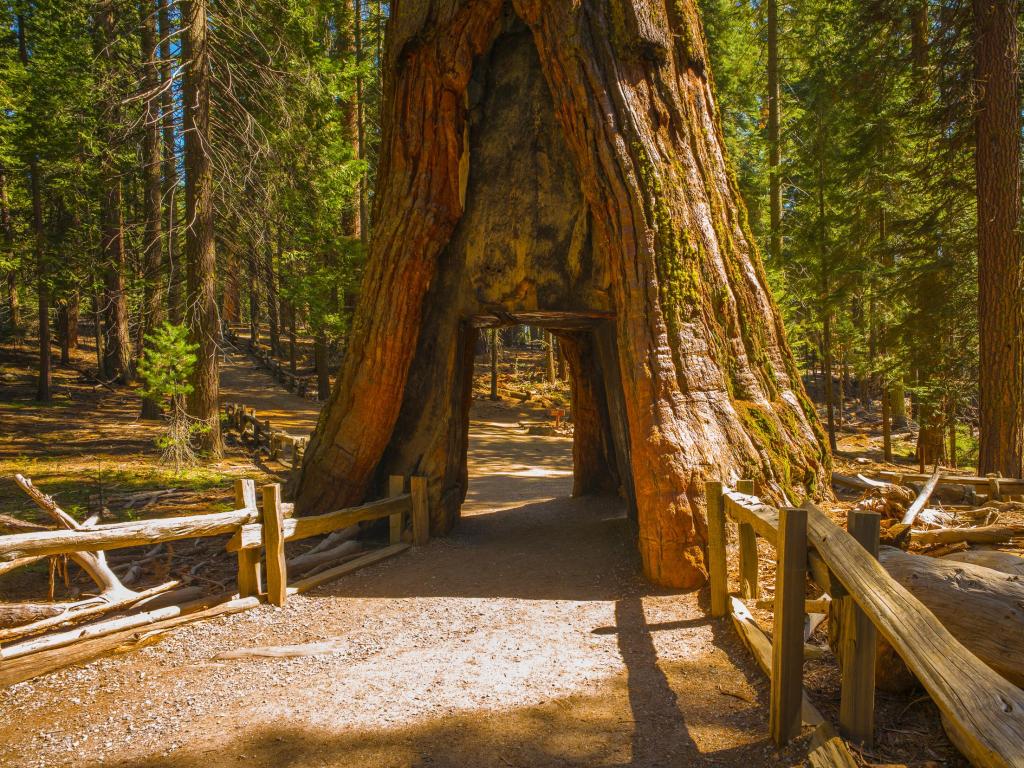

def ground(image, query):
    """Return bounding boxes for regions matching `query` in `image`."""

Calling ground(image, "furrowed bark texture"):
[182,0,222,455]
[974,0,1024,478]
[296,0,827,588]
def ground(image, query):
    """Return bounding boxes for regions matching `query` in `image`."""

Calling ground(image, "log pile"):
[828,467,1024,693]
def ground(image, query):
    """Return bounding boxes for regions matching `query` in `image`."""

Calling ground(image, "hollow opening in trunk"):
[464,314,636,524]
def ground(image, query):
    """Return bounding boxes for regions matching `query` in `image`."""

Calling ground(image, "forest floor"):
[0,358,816,768]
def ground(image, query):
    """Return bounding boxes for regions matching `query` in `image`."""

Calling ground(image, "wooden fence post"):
[388,475,405,544]
[770,506,807,747]
[234,479,261,598]
[261,483,287,606]
[736,479,759,599]
[839,509,880,748]
[411,476,429,546]
[704,480,729,617]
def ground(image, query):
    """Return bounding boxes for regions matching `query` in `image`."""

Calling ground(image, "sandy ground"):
[0,392,809,768]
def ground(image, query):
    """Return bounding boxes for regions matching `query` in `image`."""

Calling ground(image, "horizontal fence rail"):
[705,480,1024,768]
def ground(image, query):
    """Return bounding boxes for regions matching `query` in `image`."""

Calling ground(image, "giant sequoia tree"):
[295,0,828,588]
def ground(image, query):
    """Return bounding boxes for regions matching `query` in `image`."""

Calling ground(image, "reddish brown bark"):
[182,0,221,455]
[974,0,1024,478]
[141,0,165,418]
[296,0,828,589]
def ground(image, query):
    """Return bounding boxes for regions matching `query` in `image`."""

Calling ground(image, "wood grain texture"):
[804,502,1024,767]
[770,507,807,746]
[0,507,256,561]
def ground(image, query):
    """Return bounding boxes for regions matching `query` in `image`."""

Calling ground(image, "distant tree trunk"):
[882,379,892,462]
[288,300,297,373]
[545,331,555,383]
[223,250,241,325]
[354,0,369,244]
[97,1,133,385]
[767,0,782,266]
[264,229,280,356]
[57,302,70,366]
[891,381,907,428]
[159,0,182,326]
[182,0,221,455]
[18,16,48,400]
[0,163,18,337]
[974,0,1023,478]
[916,402,946,472]
[947,401,958,469]
[247,253,260,346]
[489,328,498,400]
[295,1,828,589]
[315,334,329,400]
[141,0,165,418]
[822,310,837,453]
[92,286,105,376]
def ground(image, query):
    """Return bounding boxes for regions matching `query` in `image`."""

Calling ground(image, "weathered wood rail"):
[705,480,1024,767]
[0,476,430,685]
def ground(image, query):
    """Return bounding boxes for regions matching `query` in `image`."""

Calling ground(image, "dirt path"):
[219,347,323,437]
[0,385,806,767]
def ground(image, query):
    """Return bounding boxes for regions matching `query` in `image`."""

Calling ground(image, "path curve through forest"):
[0,359,806,767]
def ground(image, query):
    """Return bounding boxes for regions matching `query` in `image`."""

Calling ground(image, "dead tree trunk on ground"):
[295,0,828,588]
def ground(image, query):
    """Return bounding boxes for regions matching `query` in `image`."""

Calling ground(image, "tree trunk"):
[264,230,280,356]
[822,310,837,453]
[141,0,165,419]
[882,381,892,462]
[916,402,946,472]
[767,0,781,266]
[248,253,261,347]
[97,2,133,385]
[489,328,498,400]
[57,302,70,366]
[288,300,297,373]
[182,0,221,455]
[0,163,18,338]
[545,330,555,383]
[315,334,329,401]
[18,16,48,400]
[158,0,182,326]
[974,0,1023,478]
[92,286,105,376]
[295,0,828,589]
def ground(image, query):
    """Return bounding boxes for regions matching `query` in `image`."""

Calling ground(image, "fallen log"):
[14,475,135,599]
[941,549,1024,576]
[901,467,941,526]
[831,546,1024,691]
[0,602,77,629]
[0,580,179,643]
[0,514,50,535]
[0,595,260,687]
[286,540,361,577]
[911,524,1024,547]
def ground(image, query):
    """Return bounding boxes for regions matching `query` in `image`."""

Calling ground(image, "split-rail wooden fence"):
[706,480,1024,768]
[0,476,430,686]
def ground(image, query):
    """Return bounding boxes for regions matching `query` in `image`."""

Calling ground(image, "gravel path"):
[0,401,807,767]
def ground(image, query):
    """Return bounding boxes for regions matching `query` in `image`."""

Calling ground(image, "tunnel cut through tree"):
[295,0,828,588]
